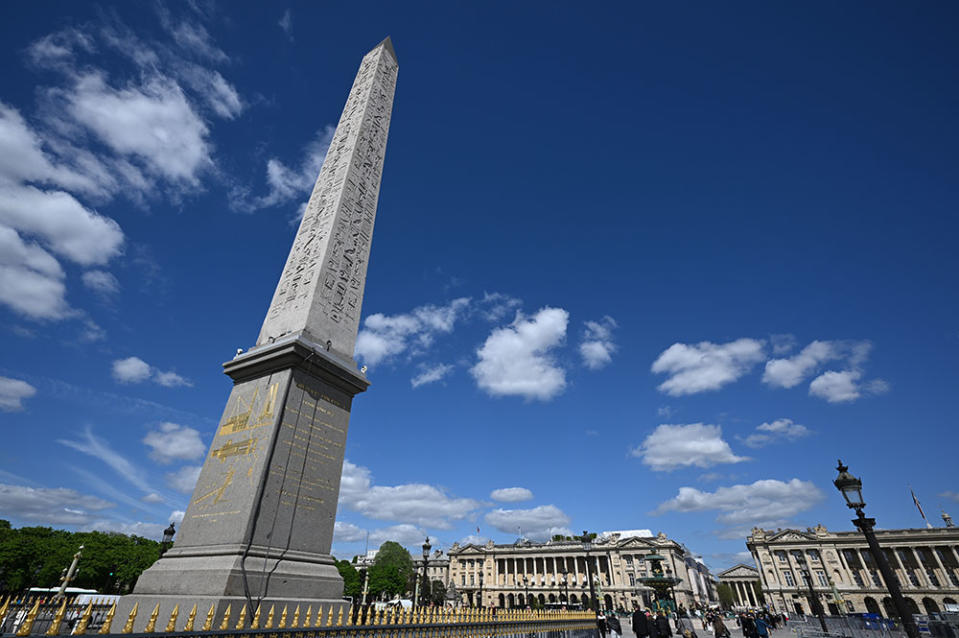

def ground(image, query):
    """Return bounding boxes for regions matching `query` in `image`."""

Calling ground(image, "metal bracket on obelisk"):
[116,37,397,630]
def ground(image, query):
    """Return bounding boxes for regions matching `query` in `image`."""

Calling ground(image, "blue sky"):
[1,2,958,572]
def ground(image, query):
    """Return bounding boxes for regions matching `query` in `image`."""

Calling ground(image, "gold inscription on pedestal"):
[192,468,235,506]
[211,438,257,461]
[218,383,279,435]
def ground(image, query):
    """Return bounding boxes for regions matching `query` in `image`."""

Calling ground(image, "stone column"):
[929,547,948,588]
[909,548,930,587]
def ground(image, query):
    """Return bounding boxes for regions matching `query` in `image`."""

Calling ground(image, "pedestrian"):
[608,613,623,638]
[597,611,609,638]
[656,612,673,638]
[742,614,758,638]
[755,616,770,638]
[633,606,651,638]
[712,615,730,638]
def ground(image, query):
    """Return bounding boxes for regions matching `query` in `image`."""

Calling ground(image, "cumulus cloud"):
[142,492,165,504]
[471,307,569,401]
[579,316,617,370]
[764,340,889,403]
[166,465,201,493]
[369,524,431,546]
[809,370,863,403]
[490,487,534,503]
[0,483,113,525]
[0,376,37,411]
[741,418,811,448]
[83,519,168,540]
[355,298,471,367]
[762,340,838,388]
[143,422,205,464]
[651,339,765,396]
[112,356,192,387]
[656,478,825,537]
[0,226,70,319]
[411,363,454,388]
[333,521,367,543]
[338,460,480,529]
[633,423,748,472]
[485,505,572,541]
[479,292,522,322]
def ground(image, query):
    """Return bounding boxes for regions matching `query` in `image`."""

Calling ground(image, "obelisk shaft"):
[258,38,398,362]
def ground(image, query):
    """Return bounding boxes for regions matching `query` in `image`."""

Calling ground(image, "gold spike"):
[265,604,276,629]
[97,601,118,635]
[16,598,41,636]
[375,608,382,625]
[299,605,309,628]
[45,598,68,636]
[122,602,140,634]
[0,596,8,620]
[201,603,216,632]
[336,605,344,626]
[290,604,300,628]
[218,604,232,631]
[144,603,160,633]
[184,604,198,632]
[364,606,373,626]
[234,604,247,630]
[345,604,353,626]
[387,606,395,625]
[165,604,180,632]
[251,603,262,629]
[75,601,95,636]
[279,604,288,628]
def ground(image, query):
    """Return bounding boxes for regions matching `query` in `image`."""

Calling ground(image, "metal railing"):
[0,596,597,638]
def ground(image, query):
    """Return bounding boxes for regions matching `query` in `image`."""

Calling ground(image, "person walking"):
[608,613,623,638]
[656,612,673,638]
[597,611,609,638]
[633,607,651,638]
[712,615,730,638]
[754,616,770,638]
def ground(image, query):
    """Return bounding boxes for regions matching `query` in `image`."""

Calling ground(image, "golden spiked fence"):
[0,595,597,638]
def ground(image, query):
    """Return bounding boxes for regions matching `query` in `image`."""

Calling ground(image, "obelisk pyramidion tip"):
[376,36,397,63]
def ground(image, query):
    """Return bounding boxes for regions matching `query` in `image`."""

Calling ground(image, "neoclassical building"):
[446,532,717,610]
[717,564,762,609]
[746,524,959,616]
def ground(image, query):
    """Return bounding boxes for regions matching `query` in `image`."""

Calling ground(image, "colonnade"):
[492,555,612,588]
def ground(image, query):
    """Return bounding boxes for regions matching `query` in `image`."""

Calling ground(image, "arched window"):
[499,594,506,608]
[922,598,939,614]
[864,597,880,616]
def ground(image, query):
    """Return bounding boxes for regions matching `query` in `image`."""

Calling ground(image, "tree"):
[716,583,735,609]
[336,559,362,600]
[430,580,446,606]
[368,541,413,600]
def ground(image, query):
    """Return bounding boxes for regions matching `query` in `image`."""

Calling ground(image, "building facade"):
[747,524,959,617]
[717,564,761,609]
[446,532,717,610]
[414,550,451,587]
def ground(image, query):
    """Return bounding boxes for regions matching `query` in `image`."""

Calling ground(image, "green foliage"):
[429,579,446,606]
[368,541,413,599]
[716,583,735,609]
[336,559,362,599]
[0,520,162,594]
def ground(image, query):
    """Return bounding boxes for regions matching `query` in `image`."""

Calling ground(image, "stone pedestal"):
[117,335,367,629]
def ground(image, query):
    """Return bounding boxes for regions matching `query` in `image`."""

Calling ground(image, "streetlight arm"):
[855,513,920,638]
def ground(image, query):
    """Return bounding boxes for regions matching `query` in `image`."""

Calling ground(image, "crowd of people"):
[594,608,789,638]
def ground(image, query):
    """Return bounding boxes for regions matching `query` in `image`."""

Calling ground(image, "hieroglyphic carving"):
[210,437,257,461]
[218,383,278,435]
[257,39,398,356]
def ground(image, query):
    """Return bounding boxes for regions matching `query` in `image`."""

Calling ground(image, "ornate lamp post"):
[523,575,530,608]
[415,537,431,607]
[478,570,484,608]
[833,461,919,638]
[579,531,598,613]
[160,523,176,556]
[794,552,828,632]
[54,545,84,599]
[561,570,569,606]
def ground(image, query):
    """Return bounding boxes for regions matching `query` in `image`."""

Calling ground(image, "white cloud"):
[58,427,155,493]
[79,320,106,343]
[741,418,811,448]
[656,479,825,537]
[112,356,192,387]
[651,338,765,396]
[143,422,205,464]
[333,521,367,543]
[142,492,165,504]
[338,460,480,529]
[84,519,168,540]
[411,364,454,388]
[809,370,863,403]
[356,298,472,367]
[762,340,839,388]
[369,524,430,546]
[65,73,212,185]
[485,505,572,541]
[82,270,119,296]
[579,316,617,370]
[278,10,294,40]
[940,491,959,504]
[471,307,568,401]
[479,292,522,322]
[633,423,749,472]
[112,357,152,383]
[0,376,37,412]
[169,509,185,524]
[0,483,113,525]
[459,534,491,546]
[166,465,201,493]
[166,20,227,63]
[490,487,534,503]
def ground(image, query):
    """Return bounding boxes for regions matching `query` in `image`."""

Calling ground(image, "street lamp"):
[416,537,431,607]
[160,523,176,556]
[794,552,828,632]
[523,575,530,608]
[478,571,484,608]
[561,570,569,606]
[579,531,598,613]
[833,460,919,638]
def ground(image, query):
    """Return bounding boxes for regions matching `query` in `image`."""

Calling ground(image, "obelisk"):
[118,38,398,626]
